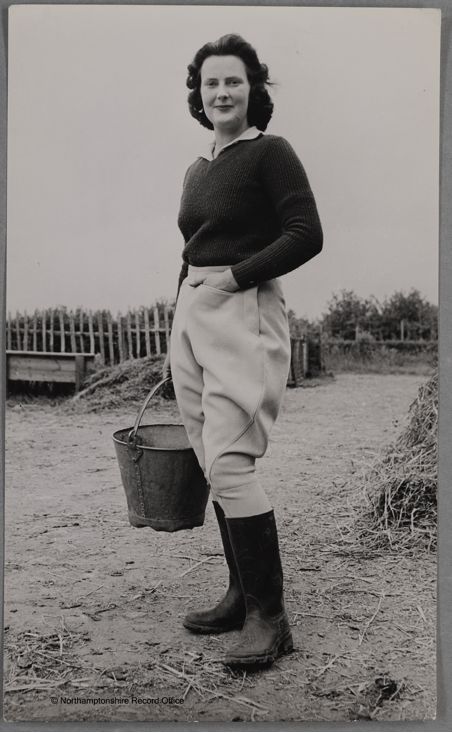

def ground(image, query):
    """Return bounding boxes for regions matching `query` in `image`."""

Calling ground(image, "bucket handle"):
[127,377,172,446]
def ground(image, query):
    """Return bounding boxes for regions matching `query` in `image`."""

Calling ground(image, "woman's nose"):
[216,85,229,99]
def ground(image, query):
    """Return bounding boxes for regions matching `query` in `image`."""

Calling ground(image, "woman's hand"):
[188,268,240,292]
[162,351,171,379]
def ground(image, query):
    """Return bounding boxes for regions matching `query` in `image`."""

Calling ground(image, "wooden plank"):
[69,311,77,353]
[7,312,12,350]
[23,311,29,351]
[88,311,95,354]
[42,310,47,352]
[50,310,54,352]
[134,310,141,358]
[153,306,161,355]
[7,350,96,359]
[32,311,38,351]
[8,366,75,383]
[15,312,22,350]
[126,312,133,359]
[144,308,151,356]
[97,312,105,364]
[164,305,170,354]
[117,314,124,362]
[8,355,78,374]
[59,311,65,353]
[6,352,95,386]
[107,312,114,365]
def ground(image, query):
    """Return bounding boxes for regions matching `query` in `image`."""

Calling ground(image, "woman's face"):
[200,55,251,136]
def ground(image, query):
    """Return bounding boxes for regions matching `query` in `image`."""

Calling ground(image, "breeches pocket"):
[195,284,260,342]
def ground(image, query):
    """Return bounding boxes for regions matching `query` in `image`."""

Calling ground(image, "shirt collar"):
[199,126,262,161]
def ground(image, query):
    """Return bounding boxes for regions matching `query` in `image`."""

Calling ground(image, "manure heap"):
[68,355,174,412]
[363,370,437,550]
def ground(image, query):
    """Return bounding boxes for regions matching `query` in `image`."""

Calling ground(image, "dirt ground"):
[3,373,436,723]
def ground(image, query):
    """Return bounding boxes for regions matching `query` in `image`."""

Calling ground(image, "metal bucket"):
[113,378,209,532]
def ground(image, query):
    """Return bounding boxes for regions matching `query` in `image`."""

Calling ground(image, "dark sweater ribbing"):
[177,134,323,292]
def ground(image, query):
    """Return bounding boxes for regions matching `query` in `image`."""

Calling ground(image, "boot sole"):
[224,631,294,668]
[183,619,244,635]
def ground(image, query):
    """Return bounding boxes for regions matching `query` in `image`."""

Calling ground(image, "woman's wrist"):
[224,268,240,291]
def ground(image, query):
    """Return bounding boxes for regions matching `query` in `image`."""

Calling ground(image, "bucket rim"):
[112,422,194,452]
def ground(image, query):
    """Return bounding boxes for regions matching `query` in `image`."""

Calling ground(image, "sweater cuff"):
[230,262,260,290]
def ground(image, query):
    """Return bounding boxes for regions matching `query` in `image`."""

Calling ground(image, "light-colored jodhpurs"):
[170,265,291,518]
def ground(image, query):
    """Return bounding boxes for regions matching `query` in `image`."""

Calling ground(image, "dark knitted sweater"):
[177,133,323,292]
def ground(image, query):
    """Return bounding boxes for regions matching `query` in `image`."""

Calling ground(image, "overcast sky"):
[7,5,440,319]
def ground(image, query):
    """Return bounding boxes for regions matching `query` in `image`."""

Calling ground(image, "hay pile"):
[67,355,175,412]
[362,370,437,550]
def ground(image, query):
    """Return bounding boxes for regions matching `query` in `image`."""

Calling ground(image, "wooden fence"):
[6,306,318,387]
[9,307,435,384]
[6,307,174,366]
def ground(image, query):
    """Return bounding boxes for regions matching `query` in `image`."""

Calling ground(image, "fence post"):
[144,308,151,356]
[15,312,22,351]
[107,312,114,364]
[290,338,303,386]
[126,312,133,359]
[164,305,170,354]
[79,310,84,353]
[117,313,124,362]
[302,336,309,377]
[69,311,77,353]
[97,311,105,364]
[50,310,54,352]
[88,311,95,354]
[59,311,65,353]
[32,311,38,351]
[7,312,12,350]
[42,310,47,352]
[154,306,161,355]
[134,310,141,358]
[23,311,29,351]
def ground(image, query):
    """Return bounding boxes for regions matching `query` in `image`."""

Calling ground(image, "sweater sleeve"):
[175,163,193,301]
[231,137,323,289]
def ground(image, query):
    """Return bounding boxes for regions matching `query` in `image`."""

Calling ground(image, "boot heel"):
[279,632,294,655]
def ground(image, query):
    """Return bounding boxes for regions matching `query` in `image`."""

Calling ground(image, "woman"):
[164,34,323,669]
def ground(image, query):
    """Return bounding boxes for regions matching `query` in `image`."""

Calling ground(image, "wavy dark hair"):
[186,34,274,131]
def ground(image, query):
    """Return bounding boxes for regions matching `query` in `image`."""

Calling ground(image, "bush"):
[322,339,437,374]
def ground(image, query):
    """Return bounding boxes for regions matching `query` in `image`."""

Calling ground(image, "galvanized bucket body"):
[113,380,209,532]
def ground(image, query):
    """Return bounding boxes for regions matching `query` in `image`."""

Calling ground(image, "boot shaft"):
[212,501,240,588]
[225,510,284,617]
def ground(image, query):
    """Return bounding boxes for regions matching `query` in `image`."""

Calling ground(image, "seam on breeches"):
[206,342,267,489]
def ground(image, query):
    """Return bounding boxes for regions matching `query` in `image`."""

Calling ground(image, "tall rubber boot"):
[183,501,246,634]
[224,510,293,668]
